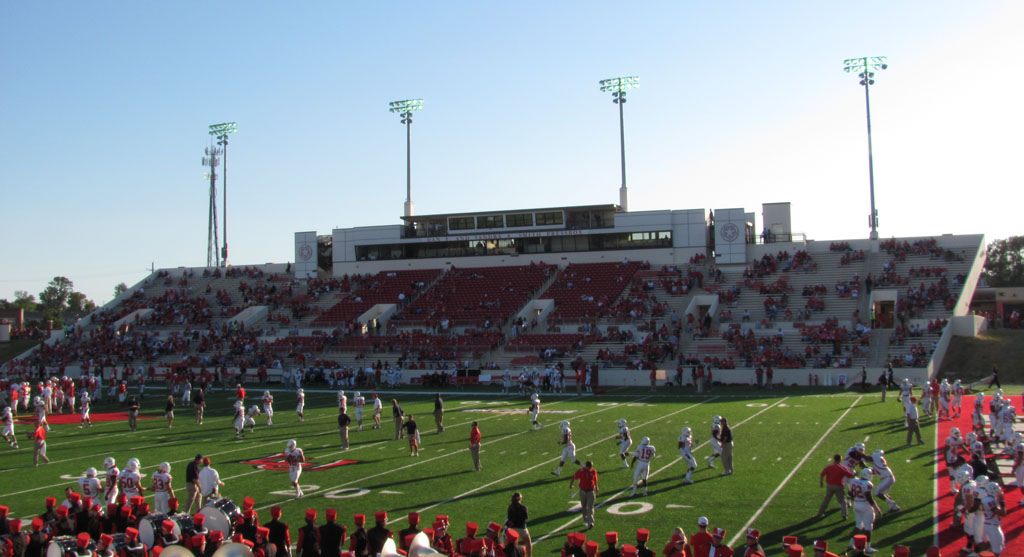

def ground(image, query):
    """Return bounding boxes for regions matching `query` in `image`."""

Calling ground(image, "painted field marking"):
[535,397,789,544]
[255,396,655,512]
[412,397,721,518]
[726,395,862,547]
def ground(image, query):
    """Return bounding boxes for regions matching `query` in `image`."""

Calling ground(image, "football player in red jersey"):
[285,439,305,498]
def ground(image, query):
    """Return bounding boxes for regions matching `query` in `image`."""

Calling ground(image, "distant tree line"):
[984,236,1024,287]
[0,276,101,328]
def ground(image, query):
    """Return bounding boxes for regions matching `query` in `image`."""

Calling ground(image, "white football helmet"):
[85,467,97,478]
[616,419,627,428]
[159,462,170,474]
[995,388,1003,398]
[1011,432,1023,447]
[681,427,692,437]
[951,427,961,439]
[640,436,650,446]
[712,415,722,424]
[298,388,304,393]
[956,465,973,485]
[975,476,989,489]
[872,449,884,462]
[339,390,346,397]
[234,400,244,408]
[354,391,361,398]
[860,468,873,480]
[127,458,140,472]
[971,441,984,455]
[966,432,977,445]
[264,391,270,397]
[975,395,984,407]
[854,442,866,453]
[985,483,1001,498]
[103,457,115,470]
[286,439,297,451]
[531,393,539,402]
[560,420,570,431]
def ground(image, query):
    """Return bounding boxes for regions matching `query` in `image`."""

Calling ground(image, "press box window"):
[535,212,563,226]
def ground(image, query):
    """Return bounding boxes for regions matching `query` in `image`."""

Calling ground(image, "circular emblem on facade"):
[299,244,313,261]
[721,223,740,243]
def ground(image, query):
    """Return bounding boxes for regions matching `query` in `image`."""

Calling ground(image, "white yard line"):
[534,397,789,544]
[255,396,656,512]
[412,397,721,517]
[725,395,862,547]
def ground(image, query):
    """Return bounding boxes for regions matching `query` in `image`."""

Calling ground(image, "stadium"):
[2,4,1023,557]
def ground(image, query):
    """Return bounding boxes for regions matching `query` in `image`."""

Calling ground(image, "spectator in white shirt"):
[198,457,224,503]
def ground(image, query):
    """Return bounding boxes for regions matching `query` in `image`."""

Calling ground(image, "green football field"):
[1,386,945,554]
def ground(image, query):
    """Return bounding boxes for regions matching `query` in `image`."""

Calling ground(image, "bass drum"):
[47,536,96,557]
[199,497,241,538]
[139,513,182,548]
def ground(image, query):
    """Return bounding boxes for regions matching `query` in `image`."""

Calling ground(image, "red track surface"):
[14,412,156,425]
[935,396,1023,555]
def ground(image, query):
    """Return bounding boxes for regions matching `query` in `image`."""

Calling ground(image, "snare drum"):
[47,536,96,557]
[139,513,182,548]
[198,497,241,537]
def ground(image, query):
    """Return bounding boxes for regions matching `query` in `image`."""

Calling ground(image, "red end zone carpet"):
[936,396,1023,555]
[14,412,156,425]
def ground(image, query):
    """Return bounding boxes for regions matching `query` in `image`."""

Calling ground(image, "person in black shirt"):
[404,415,420,456]
[634,529,654,557]
[296,509,320,557]
[27,518,46,557]
[366,511,392,556]
[397,513,420,552]
[165,396,175,428]
[255,526,277,557]
[126,396,140,431]
[348,514,368,557]
[184,454,203,515]
[433,394,445,434]
[7,519,26,557]
[318,509,345,557]
[338,409,351,450]
[194,388,206,425]
[504,492,531,557]
[238,510,258,542]
[599,532,620,557]
[719,417,733,476]
[503,529,524,557]
[392,400,404,440]
[265,506,291,557]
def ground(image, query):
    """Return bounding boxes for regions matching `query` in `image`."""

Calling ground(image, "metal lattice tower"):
[203,143,222,267]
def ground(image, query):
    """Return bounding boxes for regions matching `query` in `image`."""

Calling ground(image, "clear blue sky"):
[2,1,1021,305]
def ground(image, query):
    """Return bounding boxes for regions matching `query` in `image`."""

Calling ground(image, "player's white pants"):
[105,488,119,506]
[234,417,244,432]
[244,417,255,429]
[530,410,539,423]
[1001,424,1014,443]
[983,522,1004,554]
[709,438,721,455]
[355,409,363,423]
[183,391,190,404]
[2,424,13,437]
[153,491,170,514]
[619,440,632,455]
[296,403,304,414]
[853,501,875,531]
[561,443,576,463]
[873,476,895,498]
[263,404,273,417]
[681,451,697,470]
[82,409,90,421]
[633,461,651,484]
[989,412,999,430]
[1015,463,1024,487]
[289,466,301,484]
[972,511,985,541]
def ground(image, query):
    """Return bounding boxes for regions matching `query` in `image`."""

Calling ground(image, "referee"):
[184,453,203,514]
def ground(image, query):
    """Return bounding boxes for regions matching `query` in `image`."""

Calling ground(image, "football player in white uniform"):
[980,482,1006,556]
[997,404,1016,451]
[944,427,965,493]
[868,450,900,512]
[952,379,964,418]
[706,415,722,468]
[678,427,697,484]
[337,390,348,413]
[245,404,261,434]
[615,419,632,468]
[118,458,144,499]
[79,392,92,428]
[285,439,305,498]
[972,396,987,437]
[372,394,383,429]
[33,396,50,432]
[1010,432,1024,506]
[953,465,974,531]
[1,405,17,449]
[151,462,175,514]
[502,371,511,394]
[233,400,246,439]
[296,388,305,423]
[261,391,274,426]
[354,392,365,430]
[630,437,655,497]
[938,379,952,420]
[78,467,102,502]
[529,394,542,431]
[847,468,882,554]
[103,457,120,505]
[988,391,1003,440]
[970,475,990,552]
[551,421,580,476]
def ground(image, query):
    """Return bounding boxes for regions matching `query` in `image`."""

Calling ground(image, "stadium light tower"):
[202,141,221,267]
[599,76,639,212]
[843,57,887,240]
[209,122,237,266]
[389,99,423,218]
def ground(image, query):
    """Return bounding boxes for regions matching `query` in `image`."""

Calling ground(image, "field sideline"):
[1,385,948,554]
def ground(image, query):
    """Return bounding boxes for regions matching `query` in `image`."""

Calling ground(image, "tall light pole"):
[209,122,237,266]
[389,99,423,218]
[202,142,221,267]
[844,57,887,240]
[600,76,639,212]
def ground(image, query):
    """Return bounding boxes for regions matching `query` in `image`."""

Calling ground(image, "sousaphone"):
[408,531,441,557]
[212,543,255,557]
[160,546,198,557]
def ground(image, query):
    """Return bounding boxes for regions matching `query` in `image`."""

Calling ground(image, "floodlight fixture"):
[599,76,639,212]
[844,57,888,240]
[390,99,424,217]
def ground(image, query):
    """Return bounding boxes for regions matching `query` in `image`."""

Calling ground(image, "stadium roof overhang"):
[400,204,620,222]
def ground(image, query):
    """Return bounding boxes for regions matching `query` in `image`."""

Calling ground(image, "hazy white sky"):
[1,1,1021,305]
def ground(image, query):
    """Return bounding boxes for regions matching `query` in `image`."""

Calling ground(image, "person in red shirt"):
[469,422,482,472]
[688,517,712,557]
[569,461,599,528]
[236,385,246,403]
[33,424,49,467]
[818,454,855,519]
[709,528,733,557]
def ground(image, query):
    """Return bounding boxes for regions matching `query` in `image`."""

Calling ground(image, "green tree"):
[67,291,96,314]
[13,290,37,311]
[114,282,129,297]
[38,276,75,325]
[984,236,1024,287]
